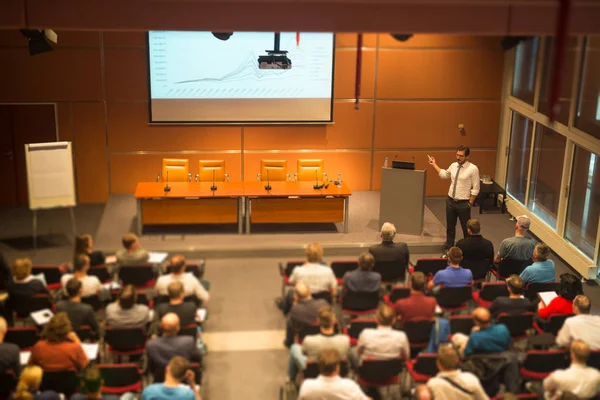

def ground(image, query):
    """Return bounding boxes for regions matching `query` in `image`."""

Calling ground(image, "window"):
[512,38,540,104]
[565,146,600,259]
[538,37,577,126]
[527,125,566,229]
[575,37,600,140]
[506,112,534,204]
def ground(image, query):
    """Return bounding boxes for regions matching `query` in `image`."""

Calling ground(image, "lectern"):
[379,167,427,235]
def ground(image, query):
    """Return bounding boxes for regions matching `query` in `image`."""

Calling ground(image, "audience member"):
[154,281,197,327]
[494,215,536,263]
[428,247,473,289]
[105,284,150,329]
[7,258,48,297]
[456,308,511,357]
[285,282,329,348]
[29,312,89,372]
[394,272,437,323]
[0,251,9,291]
[427,344,489,400]
[456,219,494,277]
[489,275,536,319]
[520,243,555,284]
[351,304,409,368]
[342,252,381,293]
[142,356,201,400]
[13,365,61,400]
[538,273,583,320]
[115,232,149,268]
[298,349,370,400]
[413,384,434,400]
[556,295,600,349]
[0,316,20,376]
[70,365,128,400]
[74,233,105,267]
[369,222,411,278]
[146,313,202,383]
[60,254,103,297]
[542,340,600,400]
[288,306,349,382]
[55,278,99,336]
[155,255,209,304]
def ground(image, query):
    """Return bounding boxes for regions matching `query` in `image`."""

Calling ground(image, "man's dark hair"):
[119,284,137,310]
[410,272,426,292]
[66,278,82,298]
[467,219,481,235]
[558,273,583,301]
[73,254,89,272]
[457,145,470,157]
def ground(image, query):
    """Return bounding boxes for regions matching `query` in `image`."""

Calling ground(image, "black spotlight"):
[501,36,534,51]
[20,29,56,55]
[391,34,413,42]
[212,32,233,41]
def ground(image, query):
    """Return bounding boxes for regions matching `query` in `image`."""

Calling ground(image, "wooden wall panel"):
[378,34,501,49]
[372,150,497,194]
[377,49,503,99]
[0,49,103,101]
[106,102,242,152]
[0,30,100,47]
[104,48,148,101]
[244,102,373,150]
[335,33,377,48]
[72,102,109,203]
[103,31,147,47]
[374,101,501,149]
[110,153,242,194]
[243,152,371,191]
[334,49,375,99]
[56,103,73,142]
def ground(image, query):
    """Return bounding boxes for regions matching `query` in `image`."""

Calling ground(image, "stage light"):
[391,34,413,42]
[212,32,233,41]
[501,36,533,50]
[20,29,57,55]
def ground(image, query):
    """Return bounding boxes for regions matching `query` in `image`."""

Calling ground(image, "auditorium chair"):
[297,159,324,182]
[88,264,111,284]
[278,260,304,295]
[0,370,17,399]
[119,265,156,288]
[81,294,104,312]
[402,319,434,358]
[492,258,532,281]
[344,318,377,346]
[97,364,143,395]
[497,312,534,340]
[110,290,151,307]
[304,360,349,379]
[74,325,97,343]
[260,159,288,181]
[461,259,491,282]
[374,260,408,285]
[341,290,379,315]
[406,353,438,384]
[297,322,339,344]
[159,158,191,182]
[520,349,569,381]
[525,281,560,301]
[197,160,229,182]
[9,293,53,321]
[472,282,509,308]
[358,357,405,394]
[40,370,79,396]
[588,350,600,370]
[449,315,475,335]
[534,314,574,336]
[384,285,411,305]
[435,285,472,313]
[330,260,358,285]
[31,264,63,290]
[5,326,39,350]
[104,327,147,362]
[414,258,447,278]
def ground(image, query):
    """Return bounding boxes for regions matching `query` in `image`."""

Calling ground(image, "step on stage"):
[94,191,446,258]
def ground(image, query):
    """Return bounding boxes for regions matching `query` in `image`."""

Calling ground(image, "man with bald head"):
[155,255,209,304]
[146,313,202,382]
[285,282,329,348]
[556,295,600,349]
[459,307,511,357]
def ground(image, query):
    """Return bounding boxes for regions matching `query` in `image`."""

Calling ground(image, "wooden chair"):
[159,158,190,182]
[197,160,228,182]
[260,160,288,181]
[297,159,324,182]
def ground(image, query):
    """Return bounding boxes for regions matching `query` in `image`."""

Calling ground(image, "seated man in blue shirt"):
[143,356,201,400]
[520,243,555,284]
[428,247,473,289]
[459,307,511,357]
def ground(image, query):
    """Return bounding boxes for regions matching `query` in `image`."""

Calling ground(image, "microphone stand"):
[210,170,217,191]
[313,170,323,190]
[264,170,272,191]
[164,171,171,192]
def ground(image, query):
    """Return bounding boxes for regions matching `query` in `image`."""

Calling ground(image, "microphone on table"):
[210,169,217,191]
[164,171,171,192]
[264,170,272,191]
[313,170,324,190]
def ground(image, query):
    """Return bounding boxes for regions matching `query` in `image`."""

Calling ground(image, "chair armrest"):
[156,173,162,182]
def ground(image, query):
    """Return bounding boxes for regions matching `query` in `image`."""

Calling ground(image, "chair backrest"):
[88,265,111,283]
[5,327,39,350]
[479,282,510,302]
[522,350,569,374]
[119,265,155,287]
[461,259,491,280]
[525,281,560,301]
[546,314,574,335]
[359,357,404,382]
[497,312,534,338]
[312,291,333,304]
[282,260,304,278]
[97,364,142,394]
[588,350,600,370]
[498,258,532,278]
[10,293,52,318]
[0,370,17,397]
[435,286,472,308]
[402,319,434,345]
[304,360,349,379]
[261,160,287,181]
[374,260,407,283]
[105,327,147,351]
[198,160,226,182]
[297,159,324,182]
[74,325,96,342]
[81,294,103,311]
[178,324,198,340]
[412,353,439,380]
[162,158,189,182]
[40,370,79,396]
[389,286,411,303]
[449,315,475,335]
[414,258,447,277]
[346,319,377,341]
[341,290,380,311]
[109,290,150,306]
[31,265,62,285]
[331,261,358,279]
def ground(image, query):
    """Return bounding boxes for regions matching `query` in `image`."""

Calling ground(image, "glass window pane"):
[565,147,600,259]
[575,37,600,139]
[512,37,540,104]
[527,125,567,229]
[539,37,578,125]
[506,112,534,204]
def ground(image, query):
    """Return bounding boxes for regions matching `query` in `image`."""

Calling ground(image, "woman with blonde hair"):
[13,365,60,400]
[73,234,105,267]
[7,258,48,298]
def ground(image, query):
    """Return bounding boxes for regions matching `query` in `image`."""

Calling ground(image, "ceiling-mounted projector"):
[258,32,292,70]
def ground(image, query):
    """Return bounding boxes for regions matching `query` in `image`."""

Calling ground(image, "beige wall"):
[0,31,503,203]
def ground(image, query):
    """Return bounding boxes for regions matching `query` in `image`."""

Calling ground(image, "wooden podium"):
[379,167,427,235]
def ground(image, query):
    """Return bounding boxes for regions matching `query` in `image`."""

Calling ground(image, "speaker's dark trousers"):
[446,196,471,248]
